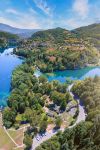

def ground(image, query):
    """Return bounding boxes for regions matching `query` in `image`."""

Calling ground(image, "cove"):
[45,67,100,82]
[35,67,100,83]
[0,48,23,107]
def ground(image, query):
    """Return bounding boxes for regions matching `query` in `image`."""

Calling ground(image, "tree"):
[51,91,66,106]
[39,120,48,133]
[61,142,70,150]
[56,83,67,93]
[39,75,47,83]
[3,107,16,128]
[24,134,32,150]
[60,100,66,111]
[55,116,62,128]
[39,115,48,133]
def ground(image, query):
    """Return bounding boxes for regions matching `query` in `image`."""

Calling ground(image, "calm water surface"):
[0,48,100,107]
[0,48,22,107]
[45,67,100,82]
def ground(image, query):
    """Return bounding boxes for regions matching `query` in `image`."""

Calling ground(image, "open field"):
[0,127,16,150]
[0,112,25,150]
[8,129,24,146]
[0,112,15,150]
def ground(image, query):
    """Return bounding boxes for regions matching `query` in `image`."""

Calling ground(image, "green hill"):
[74,23,100,51]
[0,31,19,50]
[15,27,99,72]
[31,27,70,42]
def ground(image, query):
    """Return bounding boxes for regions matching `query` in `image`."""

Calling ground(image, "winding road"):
[32,84,87,150]
[67,84,87,128]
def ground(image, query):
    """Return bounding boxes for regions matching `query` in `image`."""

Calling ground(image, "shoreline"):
[0,47,23,108]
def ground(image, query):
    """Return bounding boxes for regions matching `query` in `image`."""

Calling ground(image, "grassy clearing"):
[8,129,24,146]
[0,127,16,150]
[0,112,15,149]
[0,112,24,150]
[61,112,74,128]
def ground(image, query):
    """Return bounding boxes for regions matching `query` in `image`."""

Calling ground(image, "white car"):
[36,136,40,141]
[44,133,47,136]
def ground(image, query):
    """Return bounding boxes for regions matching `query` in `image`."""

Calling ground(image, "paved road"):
[67,84,87,128]
[32,84,87,150]
[32,131,58,150]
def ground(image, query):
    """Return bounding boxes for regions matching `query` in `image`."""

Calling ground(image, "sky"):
[0,0,100,30]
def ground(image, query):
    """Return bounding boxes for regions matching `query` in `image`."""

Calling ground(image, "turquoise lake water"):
[35,66,100,83]
[0,48,100,107]
[0,48,22,107]
[45,67,100,82]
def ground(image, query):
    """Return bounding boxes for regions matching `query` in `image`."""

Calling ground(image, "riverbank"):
[34,66,100,83]
[0,47,23,107]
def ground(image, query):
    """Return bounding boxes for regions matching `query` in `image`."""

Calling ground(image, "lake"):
[0,48,22,107]
[0,48,100,107]
[35,67,100,83]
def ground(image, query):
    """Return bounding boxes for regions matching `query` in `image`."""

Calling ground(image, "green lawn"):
[0,112,24,150]
[8,129,24,146]
[0,127,15,150]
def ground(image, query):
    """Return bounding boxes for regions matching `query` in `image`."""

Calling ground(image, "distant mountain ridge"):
[0,31,19,50]
[73,23,100,51]
[0,23,41,38]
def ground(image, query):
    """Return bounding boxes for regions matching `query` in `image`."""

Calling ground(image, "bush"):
[24,134,32,150]
[14,123,20,130]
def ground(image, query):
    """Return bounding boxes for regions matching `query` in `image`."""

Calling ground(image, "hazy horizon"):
[0,22,100,31]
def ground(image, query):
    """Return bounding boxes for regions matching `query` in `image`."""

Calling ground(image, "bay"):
[34,67,100,83]
[45,67,100,82]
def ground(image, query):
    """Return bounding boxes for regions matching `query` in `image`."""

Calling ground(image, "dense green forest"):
[3,62,76,149]
[0,31,19,50]
[36,77,100,150]
[14,27,99,72]
[72,77,100,114]
[74,23,100,51]
[2,25,100,150]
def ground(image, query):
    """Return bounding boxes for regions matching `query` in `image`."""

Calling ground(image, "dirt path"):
[0,112,25,149]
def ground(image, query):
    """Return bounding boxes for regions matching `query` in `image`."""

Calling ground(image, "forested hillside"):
[1,24,100,150]
[36,77,100,150]
[74,23,100,51]
[0,31,19,50]
[3,62,76,149]
[14,27,100,72]
[72,77,100,140]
